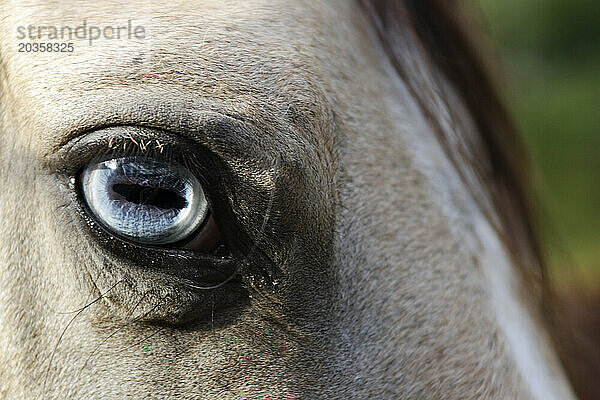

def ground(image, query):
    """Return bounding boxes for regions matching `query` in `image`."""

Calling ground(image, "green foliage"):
[481,0,600,58]
[478,0,600,288]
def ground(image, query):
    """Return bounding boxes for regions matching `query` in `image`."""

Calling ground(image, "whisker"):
[54,202,71,211]
[74,290,155,380]
[127,326,166,350]
[56,280,123,314]
[40,279,124,398]
[211,292,215,330]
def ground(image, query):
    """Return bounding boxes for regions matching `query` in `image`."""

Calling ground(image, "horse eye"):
[81,157,210,245]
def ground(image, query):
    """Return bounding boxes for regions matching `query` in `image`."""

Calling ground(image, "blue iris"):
[81,157,208,244]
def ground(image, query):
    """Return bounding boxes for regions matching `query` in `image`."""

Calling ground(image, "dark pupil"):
[112,183,187,210]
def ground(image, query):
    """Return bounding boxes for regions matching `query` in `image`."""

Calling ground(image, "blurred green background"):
[477,0,600,291]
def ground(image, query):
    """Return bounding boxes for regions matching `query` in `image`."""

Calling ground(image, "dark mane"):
[361,1,598,398]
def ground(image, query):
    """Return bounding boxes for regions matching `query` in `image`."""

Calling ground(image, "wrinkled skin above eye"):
[81,157,209,245]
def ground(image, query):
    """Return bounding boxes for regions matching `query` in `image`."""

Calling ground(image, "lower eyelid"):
[73,185,238,288]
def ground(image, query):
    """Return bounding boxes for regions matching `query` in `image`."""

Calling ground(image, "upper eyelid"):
[47,127,178,176]
[43,103,274,174]
[47,105,256,158]
[47,121,285,207]
[48,124,219,176]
